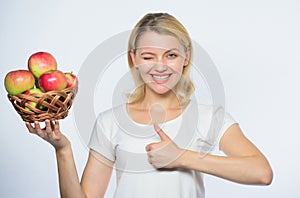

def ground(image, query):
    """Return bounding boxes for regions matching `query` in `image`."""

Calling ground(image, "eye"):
[143,57,153,60]
[167,53,178,59]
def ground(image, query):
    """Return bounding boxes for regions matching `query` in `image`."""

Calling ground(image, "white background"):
[1,0,299,197]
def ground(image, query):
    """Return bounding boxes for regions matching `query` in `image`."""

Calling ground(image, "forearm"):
[179,150,273,185]
[56,145,86,198]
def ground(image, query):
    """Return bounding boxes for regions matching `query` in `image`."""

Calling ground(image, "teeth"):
[152,75,170,80]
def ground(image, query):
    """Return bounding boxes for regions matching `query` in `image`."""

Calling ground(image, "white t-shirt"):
[89,100,237,198]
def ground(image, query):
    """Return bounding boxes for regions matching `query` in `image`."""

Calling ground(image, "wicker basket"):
[7,87,78,123]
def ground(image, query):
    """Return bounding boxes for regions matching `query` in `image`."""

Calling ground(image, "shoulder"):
[189,100,237,140]
[189,100,236,124]
[96,103,125,123]
[92,104,127,136]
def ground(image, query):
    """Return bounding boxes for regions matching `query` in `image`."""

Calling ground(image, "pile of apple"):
[4,51,78,110]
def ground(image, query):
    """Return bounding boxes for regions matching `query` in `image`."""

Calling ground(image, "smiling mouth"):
[150,74,172,84]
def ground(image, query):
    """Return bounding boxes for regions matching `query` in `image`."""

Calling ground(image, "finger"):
[145,143,155,152]
[34,121,41,131]
[49,119,54,128]
[148,155,153,165]
[153,124,170,141]
[145,144,151,152]
[34,121,46,138]
[25,122,35,133]
[50,120,61,137]
[45,120,54,138]
[54,120,60,134]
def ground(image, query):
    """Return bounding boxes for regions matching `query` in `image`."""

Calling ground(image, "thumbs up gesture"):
[145,124,185,169]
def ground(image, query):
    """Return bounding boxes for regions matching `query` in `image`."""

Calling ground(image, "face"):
[130,31,189,95]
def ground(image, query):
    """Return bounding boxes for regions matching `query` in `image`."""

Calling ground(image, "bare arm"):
[56,147,113,198]
[179,124,273,185]
[81,150,113,197]
[147,124,273,185]
[26,120,113,198]
[56,144,87,198]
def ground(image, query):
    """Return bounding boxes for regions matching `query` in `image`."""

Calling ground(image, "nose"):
[153,57,168,72]
[154,63,167,73]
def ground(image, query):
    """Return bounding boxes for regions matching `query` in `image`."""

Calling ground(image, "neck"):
[138,86,181,109]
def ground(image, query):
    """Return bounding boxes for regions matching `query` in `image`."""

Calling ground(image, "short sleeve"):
[88,114,116,162]
[216,112,237,150]
[195,104,238,154]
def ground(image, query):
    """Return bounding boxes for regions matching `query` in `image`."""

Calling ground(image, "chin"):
[147,83,174,95]
[154,89,171,95]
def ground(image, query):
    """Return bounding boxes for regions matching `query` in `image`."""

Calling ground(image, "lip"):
[150,73,172,84]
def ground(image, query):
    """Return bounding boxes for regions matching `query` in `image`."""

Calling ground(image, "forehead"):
[135,31,184,52]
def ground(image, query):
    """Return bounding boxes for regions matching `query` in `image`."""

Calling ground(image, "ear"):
[184,47,191,66]
[130,49,138,68]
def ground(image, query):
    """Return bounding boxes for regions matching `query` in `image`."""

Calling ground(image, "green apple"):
[24,88,45,111]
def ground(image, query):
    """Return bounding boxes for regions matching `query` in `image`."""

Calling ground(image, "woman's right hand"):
[25,120,70,152]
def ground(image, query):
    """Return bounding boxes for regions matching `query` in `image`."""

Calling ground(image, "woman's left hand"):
[145,124,185,169]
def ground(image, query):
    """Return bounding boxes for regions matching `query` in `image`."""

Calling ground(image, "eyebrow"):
[140,52,155,56]
[139,48,181,56]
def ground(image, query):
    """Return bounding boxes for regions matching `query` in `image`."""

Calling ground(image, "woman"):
[26,13,273,198]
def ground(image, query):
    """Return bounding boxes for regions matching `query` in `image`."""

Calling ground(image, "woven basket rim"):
[8,87,78,123]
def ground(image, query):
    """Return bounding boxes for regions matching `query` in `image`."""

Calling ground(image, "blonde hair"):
[127,13,194,105]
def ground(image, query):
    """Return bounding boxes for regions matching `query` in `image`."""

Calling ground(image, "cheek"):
[138,65,150,75]
[171,61,185,75]
[137,66,152,82]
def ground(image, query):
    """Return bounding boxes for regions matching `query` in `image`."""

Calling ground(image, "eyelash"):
[143,57,153,60]
[167,53,177,58]
[142,53,177,60]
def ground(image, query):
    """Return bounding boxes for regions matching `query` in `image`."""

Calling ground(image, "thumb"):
[154,124,170,141]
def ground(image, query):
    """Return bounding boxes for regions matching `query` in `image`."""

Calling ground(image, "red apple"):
[38,70,67,92]
[24,88,45,110]
[65,72,78,88]
[28,52,57,78]
[4,70,35,95]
